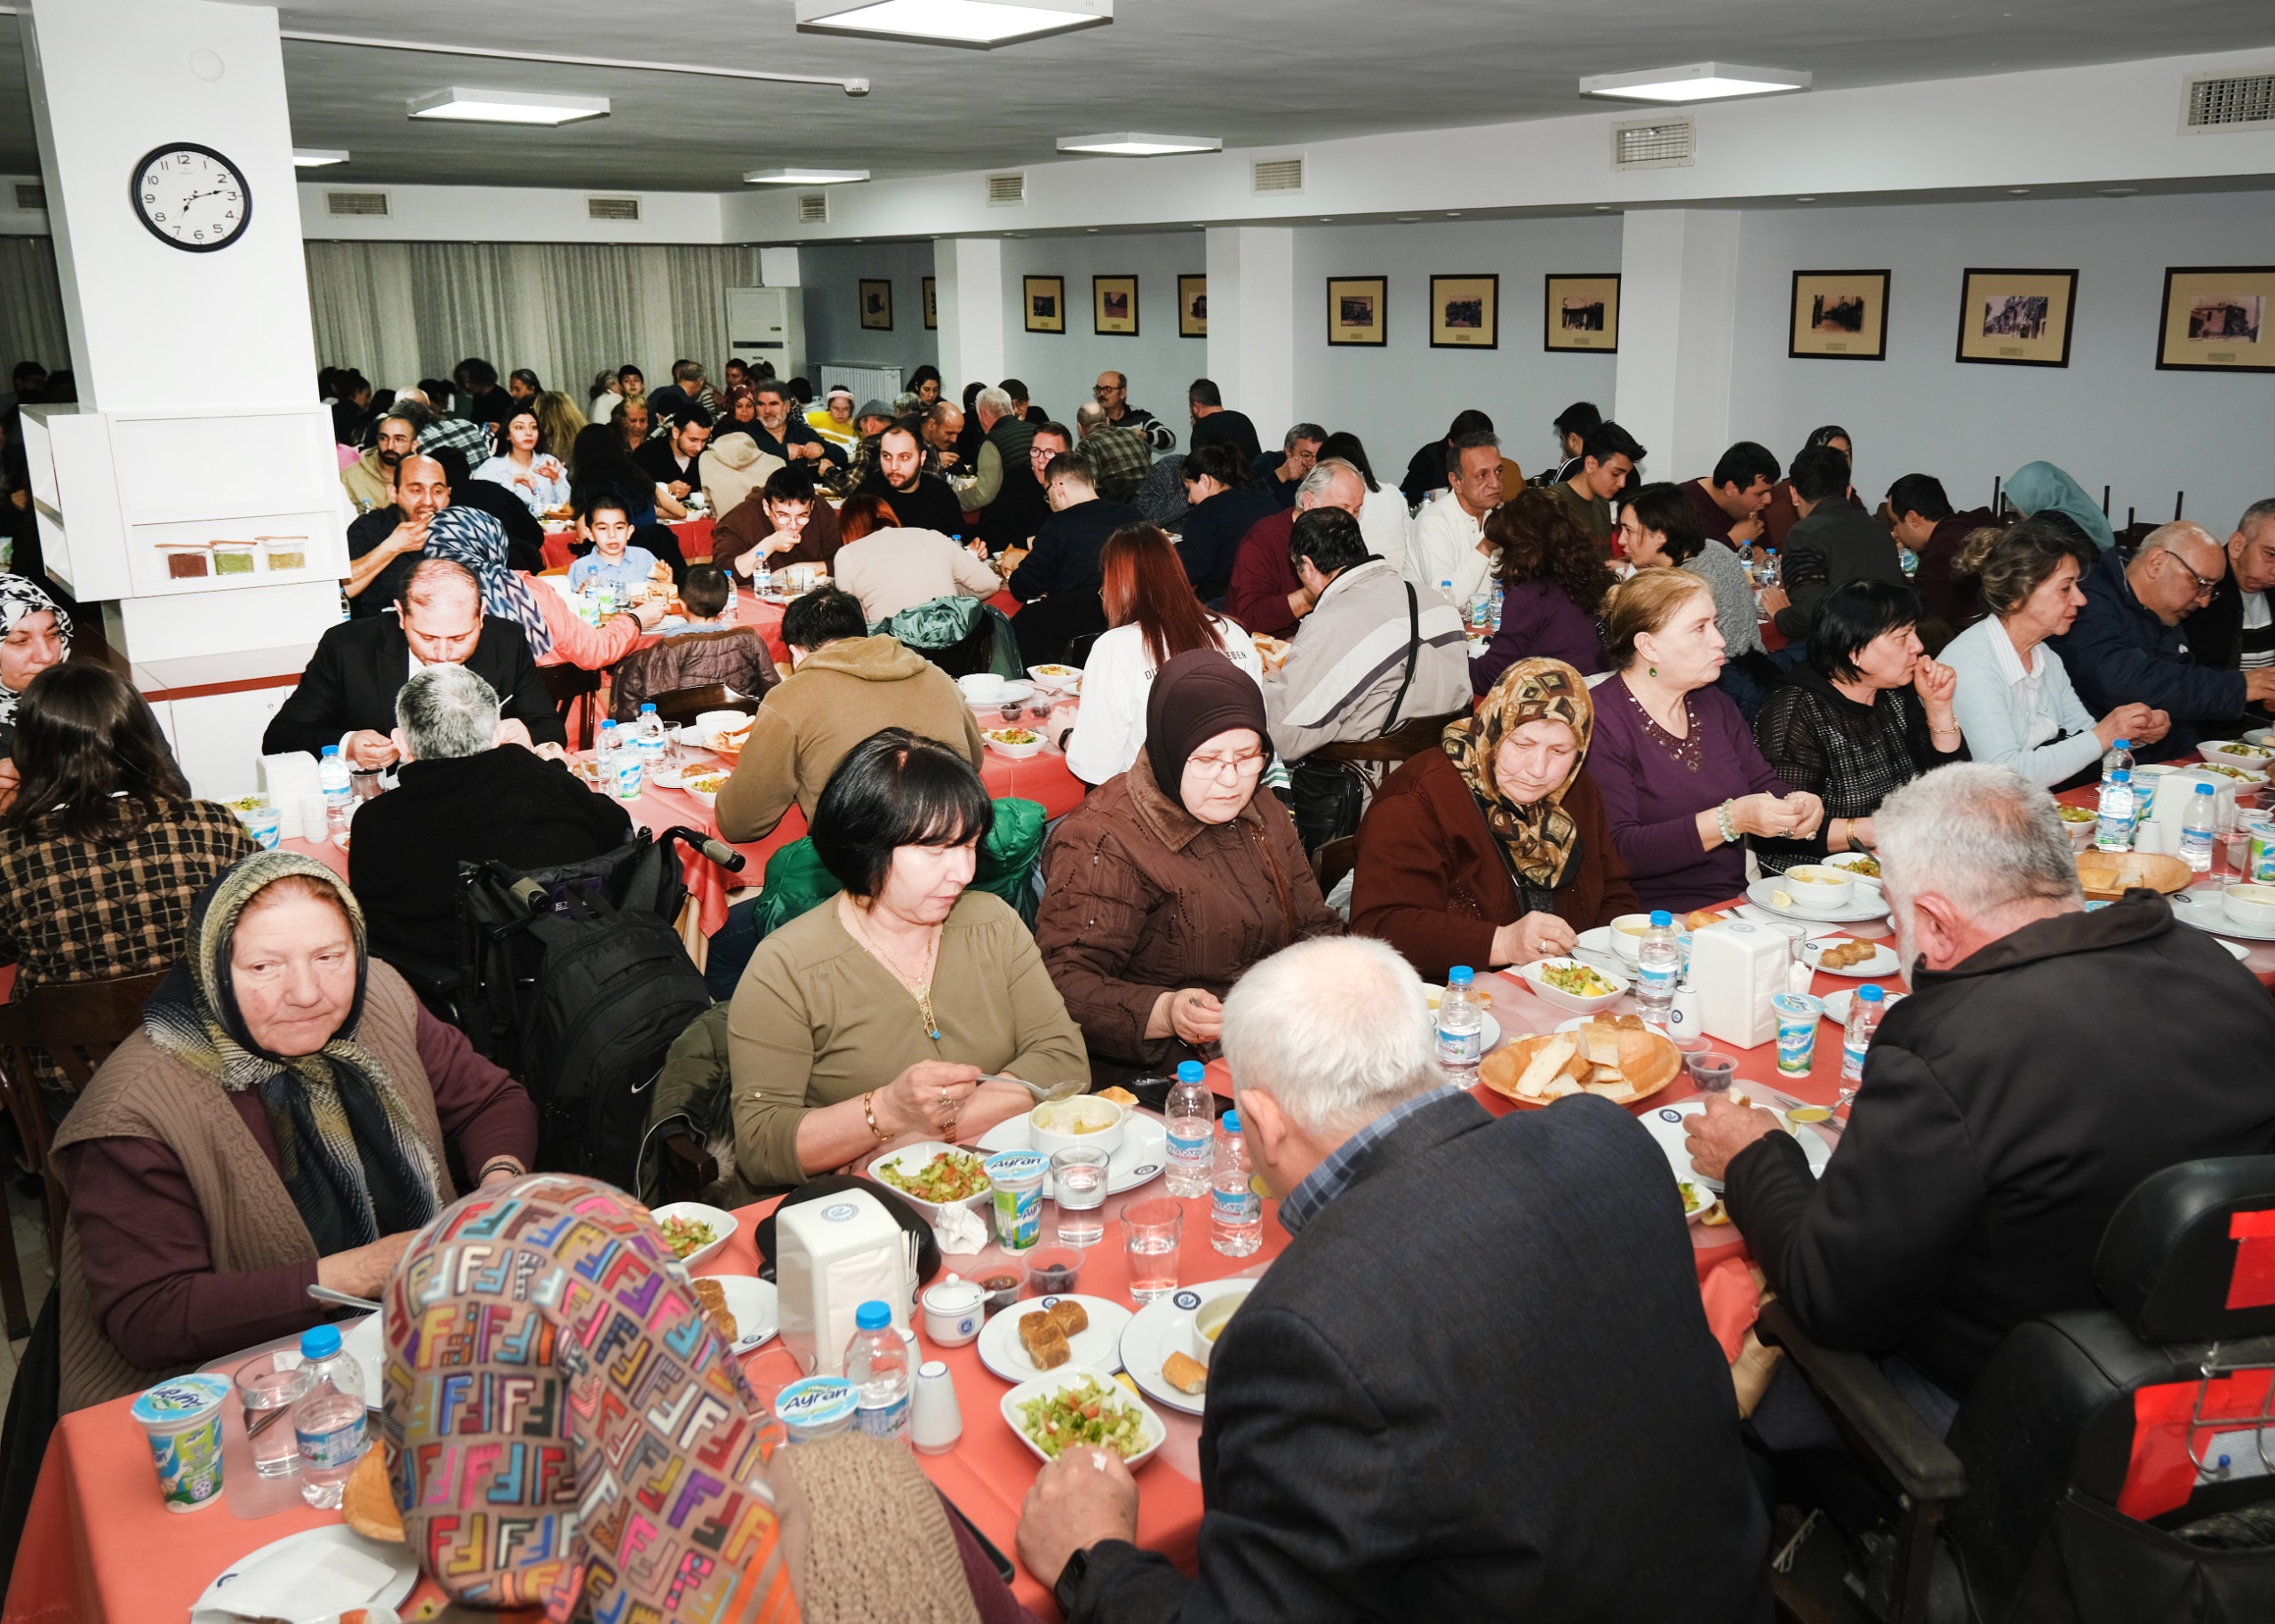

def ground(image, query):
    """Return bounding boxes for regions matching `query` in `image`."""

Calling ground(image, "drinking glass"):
[1122,1198,1183,1303]
[1050,1147,1111,1247]
[234,1352,314,1478]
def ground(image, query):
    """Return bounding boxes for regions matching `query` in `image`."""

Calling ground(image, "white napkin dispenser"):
[775,1188,914,1376]
[1689,919,1787,1050]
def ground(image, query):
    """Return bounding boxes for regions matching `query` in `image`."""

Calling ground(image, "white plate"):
[1640,1096,1834,1195]
[705,1273,780,1353]
[865,1141,995,1221]
[998,1365,1166,1469]
[1118,1279,1257,1416]
[2170,888,2275,943]
[650,1201,738,1269]
[1819,852,1886,888]
[1820,987,1908,1027]
[1746,877,1890,924]
[192,1524,418,1624]
[975,1294,1134,1383]
[341,1314,383,1406]
[978,1113,1169,1198]
[2199,739,2275,769]
[1799,938,1902,979]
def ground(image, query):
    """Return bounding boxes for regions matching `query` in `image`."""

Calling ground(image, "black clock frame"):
[128,140,251,253]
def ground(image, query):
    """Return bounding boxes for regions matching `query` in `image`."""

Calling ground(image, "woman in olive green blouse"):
[729,729,1089,1189]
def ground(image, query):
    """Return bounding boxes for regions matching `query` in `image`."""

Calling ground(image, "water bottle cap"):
[2196,782,2215,795]
[1448,966,1473,985]
[320,744,339,759]
[641,703,657,714]
[1858,983,1885,1002]
[854,1300,892,1331]
[1649,911,1672,927]
[2109,768,2128,781]
[1176,1061,1204,1084]
[1221,1111,1242,1134]
[2112,738,2129,750]
[300,1323,342,1359]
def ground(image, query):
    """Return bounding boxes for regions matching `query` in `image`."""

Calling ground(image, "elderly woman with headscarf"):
[1352,658,1642,982]
[2006,459,2118,553]
[0,574,69,767]
[1039,649,1343,1076]
[422,504,662,671]
[48,852,535,1412]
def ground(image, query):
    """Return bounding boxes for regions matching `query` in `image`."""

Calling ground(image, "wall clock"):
[130,142,251,252]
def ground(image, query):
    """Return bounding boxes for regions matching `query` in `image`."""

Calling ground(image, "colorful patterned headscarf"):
[382,1174,796,1621]
[1442,657,1593,890]
[0,573,71,728]
[422,505,555,657]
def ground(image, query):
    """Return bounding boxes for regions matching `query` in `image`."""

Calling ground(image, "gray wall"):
[797,240,939,389]
[997,231,1208,436]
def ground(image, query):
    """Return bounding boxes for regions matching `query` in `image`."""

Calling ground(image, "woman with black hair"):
[1176,442,1279,605]
[1750,578,1967,873]
[473,404,571,517]
[1470,488,1619,691]
[909,364,943,408]
[726,728,1088,1189]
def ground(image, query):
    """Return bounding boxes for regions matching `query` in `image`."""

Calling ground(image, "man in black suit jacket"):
[1009,457,1133,668]
[1019,936,1770,1624]
[262,559,565,767]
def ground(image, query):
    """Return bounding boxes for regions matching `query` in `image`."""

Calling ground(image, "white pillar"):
[1612,210,1741,482]
[1204,227,1295,446]
[934,236,1006,392]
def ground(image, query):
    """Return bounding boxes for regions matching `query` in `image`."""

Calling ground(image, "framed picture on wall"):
[858,279,893,330]
[922,276,938,330]
[1178,274,1208,337]
[1024,275,1066,334]
[2155,266,2275,373]
[1094,275,1139,336]
[1544,274,1620,352]
[1327,276,1387,346]
[1430,275,1498,349]
[1789,269,1889,360]
[1955,268,2077,367]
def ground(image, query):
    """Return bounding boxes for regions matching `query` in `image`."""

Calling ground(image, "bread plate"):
[2076,850,2191,899]
[1479,1027,1680,1111]
[1799,938,1902,979]
[974,1294,1132,1383]
[1119,1279,1258,1417]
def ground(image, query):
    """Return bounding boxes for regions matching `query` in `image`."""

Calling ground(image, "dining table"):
[538,513,715,573]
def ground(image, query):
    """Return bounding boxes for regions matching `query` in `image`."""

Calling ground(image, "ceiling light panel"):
[1056,132,1220,155]
[292,149,350,168]
[407,88,611,125]
[745,167,871,184]
[1579,62,1809,103]
[795,0,1111,50]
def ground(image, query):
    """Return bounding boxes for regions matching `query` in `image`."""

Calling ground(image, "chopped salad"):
[1018,1376,1148,1461]
[876,1149,990,1205]
[659,1214,718,1258]
[1539,961,1616,997]
[1679,1181,1706,1214]
[986,728,1041,745]
[1838,854,1881,878]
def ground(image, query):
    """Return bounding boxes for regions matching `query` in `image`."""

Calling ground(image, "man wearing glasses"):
[1092,370,1177,453]
[2055,519,2275,760]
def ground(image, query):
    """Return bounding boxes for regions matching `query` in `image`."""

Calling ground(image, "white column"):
[1204,227,1295,446]
[1612,210,1741,482]
[934,236,1006,392]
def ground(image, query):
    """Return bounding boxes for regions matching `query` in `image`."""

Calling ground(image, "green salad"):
[1018,1376,1147,1461]
[876,1150,989,1205]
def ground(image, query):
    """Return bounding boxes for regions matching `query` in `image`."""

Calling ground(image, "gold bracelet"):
[863,1090,891,1142]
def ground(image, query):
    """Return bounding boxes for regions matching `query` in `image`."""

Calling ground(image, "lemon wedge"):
[1772,890,1794,908]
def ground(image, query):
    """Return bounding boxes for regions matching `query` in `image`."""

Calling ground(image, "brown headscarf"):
[1146,647,1271,800]
[1443,657,1593,889]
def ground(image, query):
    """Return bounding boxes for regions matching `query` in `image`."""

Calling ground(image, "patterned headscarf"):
[0,574,72,725]
[421,505,555,657]
[382,1174,796,1621]
[142,851,443,1255]
[1442,657,1594,890]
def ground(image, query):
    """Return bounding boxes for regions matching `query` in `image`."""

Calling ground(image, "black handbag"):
[1287,584,1421,854]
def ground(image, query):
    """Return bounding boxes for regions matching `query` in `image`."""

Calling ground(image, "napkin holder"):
[1689,919,1785,1049]
[775,1188,914,1376]
[2147,768,2243,836]
[259,752,322,840]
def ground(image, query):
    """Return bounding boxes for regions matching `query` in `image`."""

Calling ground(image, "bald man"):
[1224,459,1369,639]
[345,451,450,617]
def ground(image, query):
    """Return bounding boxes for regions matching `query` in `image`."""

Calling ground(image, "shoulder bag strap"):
[1384,582,1423,729]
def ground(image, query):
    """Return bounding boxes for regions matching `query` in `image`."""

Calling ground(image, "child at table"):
[569,499,667,596]
[675,567,734,630]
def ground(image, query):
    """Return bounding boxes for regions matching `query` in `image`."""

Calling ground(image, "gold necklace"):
[844,898,945,1041]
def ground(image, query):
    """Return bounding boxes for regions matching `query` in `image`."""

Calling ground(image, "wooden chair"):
[542,663,603,750]
[0,971,165,1340]
[651,686,760,729]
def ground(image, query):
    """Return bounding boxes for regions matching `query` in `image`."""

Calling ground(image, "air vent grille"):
[326,190,390,217]
[797,191,829,224]
[12,183,44,211]
[1251,157,1304,194]
[2184,70,2275,131]
[986,172,1026,206]
[587,195,640,220]
[1612,118,1695,171]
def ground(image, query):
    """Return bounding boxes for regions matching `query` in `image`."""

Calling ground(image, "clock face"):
[130,142,251,252]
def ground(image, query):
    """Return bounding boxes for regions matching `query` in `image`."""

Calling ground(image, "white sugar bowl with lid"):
[920,1274,986,1347]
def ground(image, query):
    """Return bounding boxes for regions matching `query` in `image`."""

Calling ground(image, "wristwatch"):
[1054,1548,1092,1617]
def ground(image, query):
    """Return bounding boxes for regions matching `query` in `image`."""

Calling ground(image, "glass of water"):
[1122,1198,1183,1303]
[235,1351,314,1478]
[1050,1146,1112,1247]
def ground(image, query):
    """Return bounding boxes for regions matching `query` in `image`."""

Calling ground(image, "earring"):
[1648,665,1656,678]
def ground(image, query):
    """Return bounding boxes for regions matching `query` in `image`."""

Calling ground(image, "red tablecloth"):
[539,515,715,572]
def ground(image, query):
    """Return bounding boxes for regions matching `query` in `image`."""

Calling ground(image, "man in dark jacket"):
[1772,444,1905,642]
[856,423,966,538]
[1183,378,1260,469]
[1008,455,1136,666]
[1688,763,2275,1401]
[2182,498,2275,696]
[2051,521,2275,760]
[1888,472,1992,636]
[1021,935,1771,1624]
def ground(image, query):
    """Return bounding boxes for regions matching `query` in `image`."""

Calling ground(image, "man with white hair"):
[2053,518,2275,760]
[1224,457,1369,639]
[1018,935,1770,1623]
[1688,762,2275,1405]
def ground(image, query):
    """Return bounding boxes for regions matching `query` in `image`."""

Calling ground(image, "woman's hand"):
[1728,792,1822,840]
[2095,703,2164,750]
[1147,988,1223,1046]
[317,1231,414,1301]
[1912,654,1958,716]
[880,1060,982,1139]
[1779,792,1826,838]
[1490,912,1577,966]
[1840,816,1876,852]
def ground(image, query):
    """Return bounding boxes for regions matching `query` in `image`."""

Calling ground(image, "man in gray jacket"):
[1772,443,1905,643]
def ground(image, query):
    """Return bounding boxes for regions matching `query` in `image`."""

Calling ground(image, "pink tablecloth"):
[540,515,715,572]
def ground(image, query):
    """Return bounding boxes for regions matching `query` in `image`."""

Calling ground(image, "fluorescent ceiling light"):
[745,167,871,184]
[1056,131,1220,156]
[795,0,1110,50]
[292,148,351,168]
[1579,62,1809,103]
[407,87,610,125]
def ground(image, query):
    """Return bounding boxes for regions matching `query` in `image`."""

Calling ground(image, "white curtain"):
[304,241,769,398]
[0,236,72,387]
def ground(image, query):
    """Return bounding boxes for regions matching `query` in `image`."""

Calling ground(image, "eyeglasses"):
[2161,548,2220,598]
[1187,751,1267,782]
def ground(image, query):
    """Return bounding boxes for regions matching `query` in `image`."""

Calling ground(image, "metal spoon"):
[307,1284,381,1314]
[977,1072,1088,1103]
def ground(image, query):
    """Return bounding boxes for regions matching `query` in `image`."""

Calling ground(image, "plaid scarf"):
[1443,657,1594,890]
[421,506,555,658]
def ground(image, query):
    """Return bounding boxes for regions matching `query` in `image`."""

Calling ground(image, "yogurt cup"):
[131,1372,232,1512]
[1772,992,1823,1077]
[244,805,281,850]
[983,1150,1050,1252]
[773,1375,858,1443]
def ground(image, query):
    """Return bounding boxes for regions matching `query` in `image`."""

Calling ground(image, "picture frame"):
[1789,270,1889,361]
[1544,274,1620,352]
[1430,275,1499,349]
[1024,275,1066,334]
[858,278,892,331]
[1326,276,1387,346]
[1177,274,1208,338]
[922,276,937,330]
[2155,266,2275,374]
[1955,268,2077,367]
[1093,275,1139,337]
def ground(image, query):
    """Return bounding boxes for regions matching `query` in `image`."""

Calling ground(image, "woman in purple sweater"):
[1588,570,1824,912]
[1471,490,1616,692]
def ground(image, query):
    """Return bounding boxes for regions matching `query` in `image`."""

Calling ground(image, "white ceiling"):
[3,0,2274,193]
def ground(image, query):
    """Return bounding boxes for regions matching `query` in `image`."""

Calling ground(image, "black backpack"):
[451,829,727,1188]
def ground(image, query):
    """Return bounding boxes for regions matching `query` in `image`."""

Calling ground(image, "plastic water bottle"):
[635,703,667,771]
[1842,983,1887,1084]
[1635,910,1680,1026]
[1438,576,1457,615]
[1163,1060,1215,1198]
[2095,767,2135,853]
[1435,965,1486,1079]
[754,559,773,597]
[1489,584,1505,631]
[2182,781,2218,873]
[317,745,353,834]
[293,1323,368,1507]
[845,1300,911,1443]
[1209,1111,1262,1257]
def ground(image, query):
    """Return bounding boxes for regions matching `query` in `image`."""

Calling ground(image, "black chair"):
[1762,1155,2275,1624]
